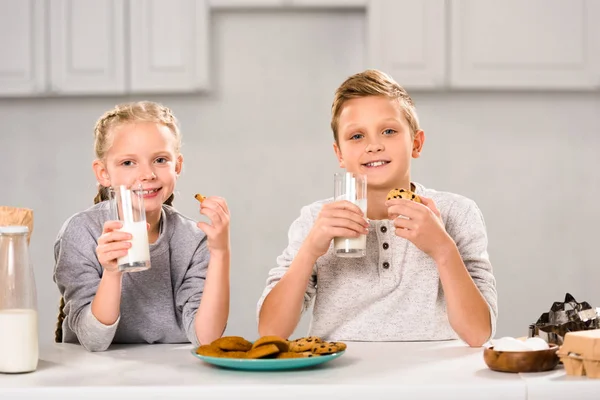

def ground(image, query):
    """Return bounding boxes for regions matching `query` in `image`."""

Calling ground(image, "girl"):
[53,101,230,352]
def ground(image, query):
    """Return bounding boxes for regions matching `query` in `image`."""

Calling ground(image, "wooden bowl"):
[483,344,560,373]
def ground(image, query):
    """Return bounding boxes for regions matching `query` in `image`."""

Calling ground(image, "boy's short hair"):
[330,69,420,142]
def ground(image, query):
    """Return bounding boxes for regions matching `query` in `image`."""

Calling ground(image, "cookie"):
[299,351,320,358]
[196,344,223,357]
[289,336,323,353]
[386,188,421,203]
[275,352,307,359]
[246,343,280,359]
[251,335,290,353]
[211,336,253,352]
[194,193,206,203]
[312,342,343,355]
[221,351,248,359]
[274,350,322,359]
[330,341,347,351]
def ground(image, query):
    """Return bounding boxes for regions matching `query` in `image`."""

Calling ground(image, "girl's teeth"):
[368,161,387,167]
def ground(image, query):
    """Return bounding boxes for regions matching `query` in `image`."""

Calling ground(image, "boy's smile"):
[362,159,391,168]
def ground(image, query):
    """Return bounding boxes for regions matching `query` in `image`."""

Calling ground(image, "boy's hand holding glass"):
[332,172,368,258]
[304,201,369,259]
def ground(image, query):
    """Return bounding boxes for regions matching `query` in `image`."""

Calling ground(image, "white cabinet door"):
[129,0,210,93]
[210,0,366,8]
[450,0,600,90]
[367,0,446,89]
[209,0,285,8]
[291,0,368,7]
[0,0,46,96]
[49,0,126,94]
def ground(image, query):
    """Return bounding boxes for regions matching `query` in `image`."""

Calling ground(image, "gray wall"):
[1,10,599,345]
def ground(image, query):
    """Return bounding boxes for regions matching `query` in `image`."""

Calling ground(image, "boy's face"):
[333,96,424,191]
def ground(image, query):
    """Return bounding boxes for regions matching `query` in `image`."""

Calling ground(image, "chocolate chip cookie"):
[386,188,421,203]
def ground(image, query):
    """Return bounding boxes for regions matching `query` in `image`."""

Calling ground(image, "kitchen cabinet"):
[49,0,127,94]
[129,0,210,93]
[367,0,446,89]
[0,0,46,96]
[450,0,600,90]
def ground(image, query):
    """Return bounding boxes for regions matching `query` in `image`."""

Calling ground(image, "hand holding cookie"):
[194,193,230,256]
[385,190,452,260]
[385,187,423,222]
[304,201,369,259]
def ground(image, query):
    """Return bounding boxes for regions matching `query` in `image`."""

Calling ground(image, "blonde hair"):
[330,69,420,142]
[92,101,182,205]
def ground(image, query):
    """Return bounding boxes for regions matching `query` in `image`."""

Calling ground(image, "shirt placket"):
[376,220,395,287]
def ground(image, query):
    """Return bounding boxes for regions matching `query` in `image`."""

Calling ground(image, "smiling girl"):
[53,101,230,352]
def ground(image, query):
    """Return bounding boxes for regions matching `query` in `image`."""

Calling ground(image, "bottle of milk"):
[0,226,38,374]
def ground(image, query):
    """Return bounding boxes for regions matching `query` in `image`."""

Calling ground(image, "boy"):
[257,70,497,347]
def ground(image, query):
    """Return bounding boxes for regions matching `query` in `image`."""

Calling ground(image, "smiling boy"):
[257,70,497,347]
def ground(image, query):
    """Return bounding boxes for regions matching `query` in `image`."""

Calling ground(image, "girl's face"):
[94,122,183,216]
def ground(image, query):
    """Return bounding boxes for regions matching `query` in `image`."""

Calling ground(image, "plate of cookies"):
[192,335,346,371]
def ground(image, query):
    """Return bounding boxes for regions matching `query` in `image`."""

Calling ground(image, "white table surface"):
[0,340,597,400]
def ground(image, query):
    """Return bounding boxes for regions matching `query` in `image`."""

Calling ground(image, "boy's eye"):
[121,160,134,166]
[350,133,363,140]
[383,129,396,135]
[155,157,168,164]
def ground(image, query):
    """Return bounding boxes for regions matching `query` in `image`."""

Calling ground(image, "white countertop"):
[0,340,598,400]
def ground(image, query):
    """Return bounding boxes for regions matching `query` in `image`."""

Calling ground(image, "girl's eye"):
[155,157,168,164]
[383,129,396,135]
[122,160,134,166]
[350,133,364,140]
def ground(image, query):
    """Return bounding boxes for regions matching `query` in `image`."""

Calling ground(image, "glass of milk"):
[333,172,367,258]
[109,184,151,273]
[0,226,39,374]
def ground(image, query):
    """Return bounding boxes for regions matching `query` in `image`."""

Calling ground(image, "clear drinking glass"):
[109,184,151,273]
[333,172,367,258]
[0,226,39,373]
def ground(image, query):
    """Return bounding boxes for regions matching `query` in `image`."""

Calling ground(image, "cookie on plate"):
[289,336,323,352]
[330,341,347,351]
[312,342,344,355]
[251,335,290,353]
[196,344,223,357]
[211,336,253,352]
[275,352,308,359]
[246,344,280,359]
[220,351,248,359]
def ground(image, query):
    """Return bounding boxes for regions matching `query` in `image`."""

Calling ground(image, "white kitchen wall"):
[1,9,599,345]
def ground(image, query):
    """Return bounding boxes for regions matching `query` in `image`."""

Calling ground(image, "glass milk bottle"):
[0,226,39,373]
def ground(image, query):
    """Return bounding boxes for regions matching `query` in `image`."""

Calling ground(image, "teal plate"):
[191,350,345,371]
